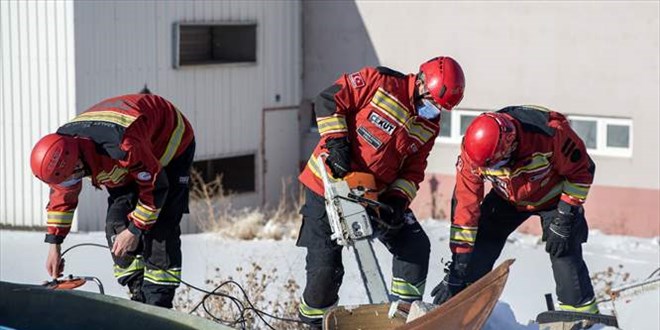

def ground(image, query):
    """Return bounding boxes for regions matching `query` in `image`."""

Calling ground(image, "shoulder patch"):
[349,72,366,88]
[137,171,152,181]
[375,66,406,78]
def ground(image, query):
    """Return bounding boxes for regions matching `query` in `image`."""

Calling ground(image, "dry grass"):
[591,264,631,303]
[189,171,303,240]
[174,262,301,329]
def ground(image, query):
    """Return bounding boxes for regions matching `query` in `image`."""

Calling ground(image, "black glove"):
[431,253,470,305]
[325,137,351,178]
[376,195,407,240]
[545,201,576,258]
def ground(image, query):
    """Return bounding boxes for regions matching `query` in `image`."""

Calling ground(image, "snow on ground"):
[1,219,658,329]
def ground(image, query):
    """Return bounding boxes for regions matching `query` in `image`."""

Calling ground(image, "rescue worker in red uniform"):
[297,57,466,327]
[30,91,195,308]
[431,105,598,314]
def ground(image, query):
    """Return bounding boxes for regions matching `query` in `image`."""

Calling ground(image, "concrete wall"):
[0,0,77,228]
[302,1,660,235]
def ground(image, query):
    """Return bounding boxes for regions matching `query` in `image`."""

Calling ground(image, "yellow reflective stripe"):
[559,298,599,314]
[510,152,552,177]
[391,278,425,299]
[515,183,563,207]
[522,105,551,112]
[113,256,144,279]
[159,109,185,166]
[298,298,332,319]
[481,152,552,178]
[70,111,137,127]
[130,200,160,225]
[450,225,477,245]
[562,180,590,200]
[144,268,181,286]
[371,88,409,126]
[47,211,74,225]
[390,179,417,201]
[96,166,128,184]
[307,155,339,182]
[317,115,348,135]
[406,120,435,144]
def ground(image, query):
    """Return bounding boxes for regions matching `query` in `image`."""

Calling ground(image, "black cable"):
[646,267,660,279]
[59,242,307,328]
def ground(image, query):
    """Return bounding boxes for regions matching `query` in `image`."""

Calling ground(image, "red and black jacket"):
[450,106,595,254]
[45,94,194,244]
[299,66,440,206]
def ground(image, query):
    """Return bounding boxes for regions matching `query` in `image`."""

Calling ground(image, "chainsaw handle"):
[346,193,394,214]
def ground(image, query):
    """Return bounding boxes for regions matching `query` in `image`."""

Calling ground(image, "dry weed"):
[174,262,301,329]
[591,264,631,303]
[189,172,303,241]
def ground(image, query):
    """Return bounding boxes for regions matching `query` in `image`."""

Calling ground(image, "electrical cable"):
[59,242,307,329]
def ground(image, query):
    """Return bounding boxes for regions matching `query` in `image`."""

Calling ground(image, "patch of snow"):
[1,218,658,329]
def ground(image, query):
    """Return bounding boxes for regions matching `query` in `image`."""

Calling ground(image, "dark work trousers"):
[105,141,195,308]
[296,187,430,327]
[462,190,595,308]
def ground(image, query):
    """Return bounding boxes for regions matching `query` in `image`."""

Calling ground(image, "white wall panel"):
[71,0,301,231]
[1,0,302,230]
[0,0,76,227]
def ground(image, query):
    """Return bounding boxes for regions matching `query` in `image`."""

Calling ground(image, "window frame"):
[567,115,633,157]
[434,110,633,158]
[173,21,258,69]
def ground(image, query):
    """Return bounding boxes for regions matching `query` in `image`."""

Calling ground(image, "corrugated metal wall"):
[71,0,302,232]
[0,0,77,228]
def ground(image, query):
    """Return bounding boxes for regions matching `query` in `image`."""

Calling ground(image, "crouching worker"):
[296,57,466,328]
[431,105,598,314]
[30,92,195,308]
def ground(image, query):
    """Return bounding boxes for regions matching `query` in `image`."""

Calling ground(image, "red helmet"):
[463,113,517,167]
[30,133,79,184]
[419,56,465,110]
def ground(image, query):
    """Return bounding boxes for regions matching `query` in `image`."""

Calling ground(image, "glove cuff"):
[557,200,578,216]
[45,234,64,244]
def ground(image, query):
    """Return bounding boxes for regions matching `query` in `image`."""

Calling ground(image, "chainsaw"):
[317,154,391,303]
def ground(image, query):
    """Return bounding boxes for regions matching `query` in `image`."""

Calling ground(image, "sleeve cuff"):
[44,234,64,244]
[127,222,144,236]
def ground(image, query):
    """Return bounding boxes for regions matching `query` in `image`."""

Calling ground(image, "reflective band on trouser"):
[450,224,477,247]
[130,200,160,227]
[113,256,145,280]
[390,178,417,201]
[298,297,334,320]
[317,115,348,136]
[559,297,599,314]
[159,109,185,166]
[46,211,74,228]
[391,277,425,300]
[144,268,182,286]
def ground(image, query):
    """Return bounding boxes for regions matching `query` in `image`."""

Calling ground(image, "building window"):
[569,119,597,149]
[568,116,632,157]
[173,22,257,68]
[193,154,256,194]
